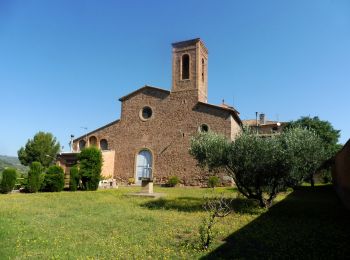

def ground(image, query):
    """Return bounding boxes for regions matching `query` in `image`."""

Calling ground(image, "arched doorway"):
[135,150,152,185]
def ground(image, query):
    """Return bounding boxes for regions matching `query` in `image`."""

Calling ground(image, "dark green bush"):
[0,168,17,194]
[167,176,180,187]
[79,147,102,191]
[69,165,80,191]
[27,162,44,193]
[208,176,220,188]
[42,165,64,192]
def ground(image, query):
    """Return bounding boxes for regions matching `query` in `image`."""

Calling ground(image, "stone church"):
[66,38,242,185]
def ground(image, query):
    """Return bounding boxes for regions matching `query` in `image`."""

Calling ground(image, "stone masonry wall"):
[332,139,350,209]
[72,39,241,186]
[101,150,115,179]
[73,87,240,185]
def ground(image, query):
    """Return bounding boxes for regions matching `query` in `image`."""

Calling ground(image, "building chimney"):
[70,134,75,152]
[259,113,266,125]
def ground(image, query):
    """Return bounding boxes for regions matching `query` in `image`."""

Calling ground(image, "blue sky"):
[0,0,349,156]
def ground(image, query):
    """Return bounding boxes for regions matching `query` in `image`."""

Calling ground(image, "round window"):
[140,106,153,120]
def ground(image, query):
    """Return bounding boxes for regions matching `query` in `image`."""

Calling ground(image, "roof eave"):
[196,101,242,126]
[118,85,170,102]
[73,119,120,142]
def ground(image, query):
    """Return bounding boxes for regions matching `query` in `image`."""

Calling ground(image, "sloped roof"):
[172,38,208,53]
[220,102,240,115]
[196,101,242,125]
[118,85,170,102]
[73,119,120,142]
[75,85,242,141]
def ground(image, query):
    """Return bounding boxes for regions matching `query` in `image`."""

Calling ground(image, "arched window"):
[182,54,190,80]
[89,136,97,147]
[202,58,205,83]
[79,140,86,150]
[100,139,108,150]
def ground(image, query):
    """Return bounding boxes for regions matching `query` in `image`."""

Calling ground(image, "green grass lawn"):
[0,185,349,259]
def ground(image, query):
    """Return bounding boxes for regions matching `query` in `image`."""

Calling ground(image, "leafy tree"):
[190,132,230,171]
[69,165,80,191]
[18,132,60,168]
[190,128,328,207]
[0,168,17,194]
[286,116,341,159]
[27,162,44,193]
[281,127,327,187]
[227,132,291,208]
[78,147,102,191]
[190,131,291,208]
[42,165,65,192]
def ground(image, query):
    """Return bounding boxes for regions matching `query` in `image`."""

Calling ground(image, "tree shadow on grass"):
[141,196,260,214]
[203,185,350,259]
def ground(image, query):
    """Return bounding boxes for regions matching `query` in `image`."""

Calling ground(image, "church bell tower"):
[171,38,208,103]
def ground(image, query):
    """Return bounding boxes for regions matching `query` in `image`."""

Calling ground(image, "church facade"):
[71,38,242,185]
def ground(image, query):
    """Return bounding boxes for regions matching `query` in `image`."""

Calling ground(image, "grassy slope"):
[0,155,28,174]
[0,186,349,259]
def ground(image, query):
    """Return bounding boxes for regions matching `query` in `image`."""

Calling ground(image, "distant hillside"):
[0,155,28,174]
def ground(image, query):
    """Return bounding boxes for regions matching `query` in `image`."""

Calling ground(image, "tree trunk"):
[310,175,315,188]
[258,198,267,208]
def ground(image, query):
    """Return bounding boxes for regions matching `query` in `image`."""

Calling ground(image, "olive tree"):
[285,117,341,184]
[281,127,327,187]
[285,116,341,159]
[227,132,291,208]
[190,128,327,208]
[190,131,290,208]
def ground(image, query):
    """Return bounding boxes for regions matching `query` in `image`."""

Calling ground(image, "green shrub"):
[167,176,180,187]
[42,165,64,192]
[69,165,80,191]
[27,162,44,193]
[78,147,102,191]
[0,168,17,194]
[208,176,220,188]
